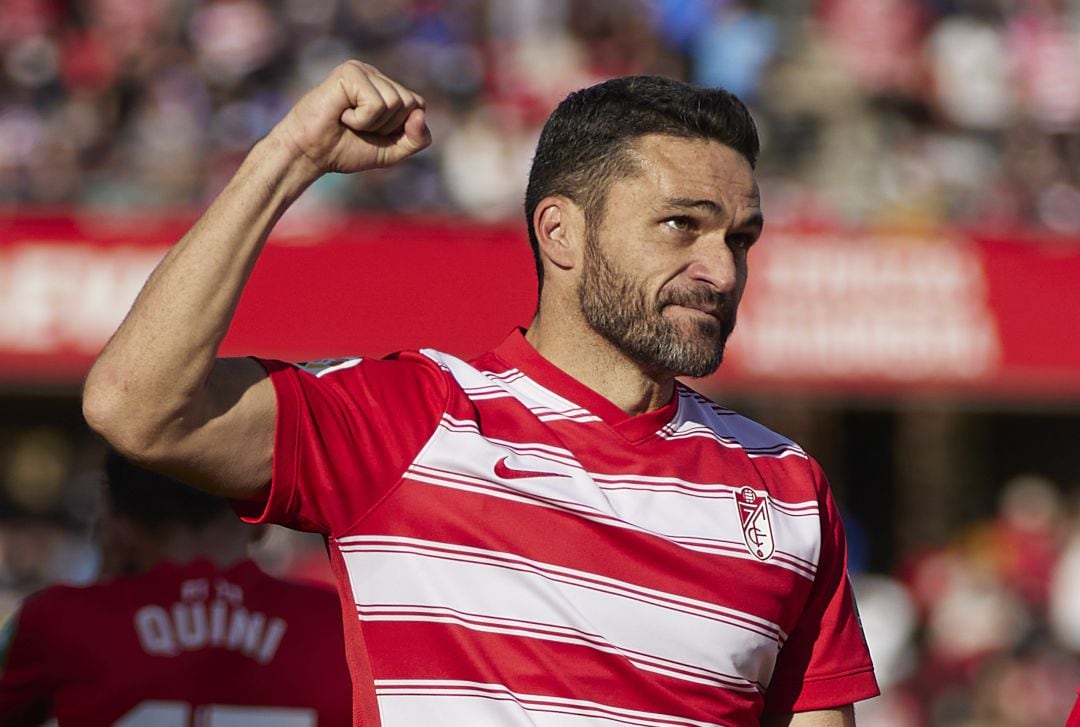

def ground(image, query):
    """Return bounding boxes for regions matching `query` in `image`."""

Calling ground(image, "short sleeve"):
[764,460,880,712]
[0,598,55,725]
[235,353,449,535]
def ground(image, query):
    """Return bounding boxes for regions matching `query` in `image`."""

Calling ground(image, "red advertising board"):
[2,212,1079,399]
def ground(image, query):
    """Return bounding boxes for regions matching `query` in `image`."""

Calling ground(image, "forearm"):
[83,133,318,457]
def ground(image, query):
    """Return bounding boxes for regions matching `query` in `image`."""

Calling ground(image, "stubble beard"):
[578,229,735,379]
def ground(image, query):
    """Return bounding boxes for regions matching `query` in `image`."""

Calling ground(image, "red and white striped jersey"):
[0,559,352,726]
[244,330,878,726]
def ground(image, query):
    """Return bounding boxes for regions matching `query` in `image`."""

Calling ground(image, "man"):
[82,61,878,725]
[0,450,351,726]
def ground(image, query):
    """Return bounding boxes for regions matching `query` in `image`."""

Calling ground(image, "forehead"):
[615,133,760,212]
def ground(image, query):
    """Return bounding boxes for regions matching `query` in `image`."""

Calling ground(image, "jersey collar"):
[491,328,681,443]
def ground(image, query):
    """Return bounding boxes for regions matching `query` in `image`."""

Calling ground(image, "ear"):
[533,196,584,273]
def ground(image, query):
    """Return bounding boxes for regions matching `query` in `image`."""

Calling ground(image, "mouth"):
[674,303,721,317]
[661,286,727,314]
[664,304,720,322]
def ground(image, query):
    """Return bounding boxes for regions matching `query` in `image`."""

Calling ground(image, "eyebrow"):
[662,197,725,215]
[662,197,764,231]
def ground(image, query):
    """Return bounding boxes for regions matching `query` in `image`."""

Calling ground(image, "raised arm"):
[82,61,431,499]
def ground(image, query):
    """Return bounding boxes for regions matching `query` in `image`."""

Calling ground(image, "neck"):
[525,309,675,416]
[139,519,251,572]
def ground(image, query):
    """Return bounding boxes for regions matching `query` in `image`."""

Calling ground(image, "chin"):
[685,354,725,379]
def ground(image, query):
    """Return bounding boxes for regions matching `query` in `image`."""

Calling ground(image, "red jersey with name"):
[241,330,878,726]
[0,559,351,726]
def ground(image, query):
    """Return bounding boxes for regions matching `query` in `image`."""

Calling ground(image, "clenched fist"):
[273,61,431,176]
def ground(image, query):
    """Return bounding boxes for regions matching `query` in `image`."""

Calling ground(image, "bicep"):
[161,357,276,500]
[762,705,855,727]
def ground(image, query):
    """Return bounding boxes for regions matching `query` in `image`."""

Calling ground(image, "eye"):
[664,216,695,232]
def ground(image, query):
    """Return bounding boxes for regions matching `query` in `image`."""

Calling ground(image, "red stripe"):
[363,620,761,725]
[357,603,761,691]
[439,392,827,507]
[354,484,813,638]
[407,463,818,581]
[340,540,782,643]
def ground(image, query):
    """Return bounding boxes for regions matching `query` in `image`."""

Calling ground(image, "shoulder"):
[291,349,448,381]
[673,384,807,460]
[2,581,109,651]
[16,581,105,615]
[259,349,453,405]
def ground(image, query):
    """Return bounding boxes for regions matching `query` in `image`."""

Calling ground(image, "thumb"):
[401,108,432,153]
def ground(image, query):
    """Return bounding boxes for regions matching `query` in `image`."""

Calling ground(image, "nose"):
[685,231,739,293]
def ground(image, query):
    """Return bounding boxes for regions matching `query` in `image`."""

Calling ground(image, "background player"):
[0,449,352,726]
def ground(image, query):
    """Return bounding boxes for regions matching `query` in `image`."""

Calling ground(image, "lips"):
[662,292,727,320]
[677,303,722,318]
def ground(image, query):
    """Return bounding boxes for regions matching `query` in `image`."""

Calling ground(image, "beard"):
[578,229,736,378]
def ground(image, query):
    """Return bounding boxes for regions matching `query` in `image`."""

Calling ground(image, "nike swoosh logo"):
[493,456,569,480]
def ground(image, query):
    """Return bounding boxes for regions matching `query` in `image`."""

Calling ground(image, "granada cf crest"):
[736,486,775,561]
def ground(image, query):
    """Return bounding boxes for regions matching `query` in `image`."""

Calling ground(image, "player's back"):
[0,558,352,726]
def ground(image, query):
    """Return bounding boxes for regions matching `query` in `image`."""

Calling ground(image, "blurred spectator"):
[893,472,1080,726]
[1050,496,1080,652]
[684,1,779,102]
[1,0,1078,233]
[926,5,1011,132]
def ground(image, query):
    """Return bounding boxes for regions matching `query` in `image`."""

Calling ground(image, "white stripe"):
[668,394,808,460]
[338,538,788,648]
[537,410,603,423]
[422,349,604,422]
[294,357,363,377]
[488,369,527,382]
[440,415,590,466]
[659,425,807,460]
[462,385,508,395]
[374,680,729,727]
[464,390,517,401]
[413,426,822,579]
[336,537,784,690]
[358,605,758,692]
[589,471,819,511]
[407,462,818,579]
[439,418,480,434]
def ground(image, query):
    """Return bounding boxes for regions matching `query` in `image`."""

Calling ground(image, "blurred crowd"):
[852,473,1080,725]
[2,0,1080,232]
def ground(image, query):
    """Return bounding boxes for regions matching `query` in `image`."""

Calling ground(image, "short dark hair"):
[524,76,760,291]
[104,448,230,530]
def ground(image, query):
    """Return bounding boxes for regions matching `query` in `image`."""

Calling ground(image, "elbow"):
[82,367,164,461]
[83,366,116,437]
[82,368,130,448]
